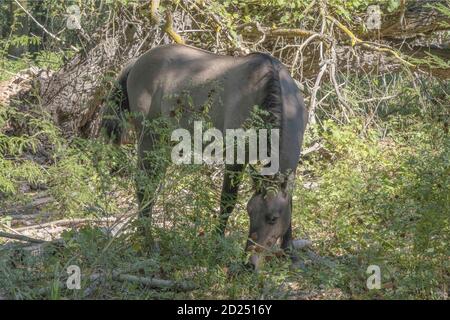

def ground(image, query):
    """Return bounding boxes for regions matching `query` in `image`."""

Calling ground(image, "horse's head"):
[246,189,291,270]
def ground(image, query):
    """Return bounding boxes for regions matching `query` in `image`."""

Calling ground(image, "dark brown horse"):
[102,44,308,269]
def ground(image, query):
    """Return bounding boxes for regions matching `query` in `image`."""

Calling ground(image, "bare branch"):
[13,0,79,52]
[150,0,160,24]
[238,22,332,43]
[309,61,329,126]
[164,11,186,44]
[327,15,415,68]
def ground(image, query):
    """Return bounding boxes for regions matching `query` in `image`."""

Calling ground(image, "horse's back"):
[127,45,272,132]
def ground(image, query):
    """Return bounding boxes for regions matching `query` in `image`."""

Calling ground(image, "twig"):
[301,142,324,157]
[0,223,21,235]
[179,29,213,33]
[357,94,399,104]
[330,43,351,121]
[12,0,79,52]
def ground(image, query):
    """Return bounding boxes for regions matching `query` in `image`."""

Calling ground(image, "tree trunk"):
[36,8,154,137]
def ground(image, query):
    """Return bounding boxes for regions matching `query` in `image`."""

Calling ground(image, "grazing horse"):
[102,44,308,269]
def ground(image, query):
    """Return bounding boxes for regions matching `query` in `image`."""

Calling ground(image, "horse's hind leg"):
[135,133,166,247]
[217,164,245,236]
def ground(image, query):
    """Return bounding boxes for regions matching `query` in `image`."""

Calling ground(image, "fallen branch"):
[378,0,450,39]
[14,217,120,232]
[113,273,197,291]
[84,259,159,296]
[38,270,197,296]
[237,14,450,79]
[6,213,53,222]
[327,15,415,68]
[0,231,46,244]
[1,196,54,215]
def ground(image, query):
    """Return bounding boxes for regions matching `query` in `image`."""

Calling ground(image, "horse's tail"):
[101,59,136,144]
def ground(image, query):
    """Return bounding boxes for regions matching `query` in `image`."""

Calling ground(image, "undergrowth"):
[0,67,449,300]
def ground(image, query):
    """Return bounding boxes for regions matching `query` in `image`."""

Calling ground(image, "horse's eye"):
[266,214,279,225]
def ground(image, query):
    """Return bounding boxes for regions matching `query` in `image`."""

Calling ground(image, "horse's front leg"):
[280,223,303,268]
[280,197,301,266]
[217,164,245,236]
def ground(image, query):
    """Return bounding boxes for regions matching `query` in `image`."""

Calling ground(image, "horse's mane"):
[247,53,287,191]
[257,53,283,127]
